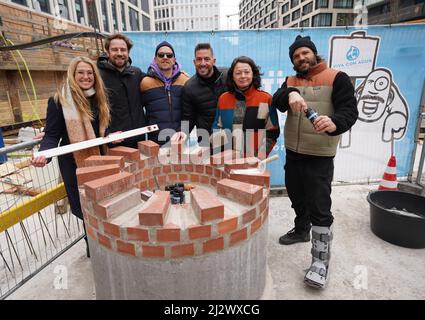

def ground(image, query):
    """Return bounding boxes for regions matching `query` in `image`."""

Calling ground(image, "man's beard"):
[293,59,317,75]
[110,57,127,68]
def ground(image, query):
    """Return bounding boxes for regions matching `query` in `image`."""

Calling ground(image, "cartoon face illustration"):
[356,69,393,122]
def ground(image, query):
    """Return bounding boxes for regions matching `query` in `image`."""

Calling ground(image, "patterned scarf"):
[61,83,106,167]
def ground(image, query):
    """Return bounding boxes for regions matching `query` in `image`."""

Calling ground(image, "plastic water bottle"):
[305,107,318,124]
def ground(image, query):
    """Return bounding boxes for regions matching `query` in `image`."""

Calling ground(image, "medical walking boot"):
[304,224,333,289]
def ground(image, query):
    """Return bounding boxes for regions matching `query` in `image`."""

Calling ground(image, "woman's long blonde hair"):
[56,56,110,130]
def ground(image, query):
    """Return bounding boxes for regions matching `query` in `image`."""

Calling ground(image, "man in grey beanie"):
[272,35,358,289]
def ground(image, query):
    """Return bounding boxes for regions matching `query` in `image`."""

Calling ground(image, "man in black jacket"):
[98,33,147,148]
[172,43,227,146]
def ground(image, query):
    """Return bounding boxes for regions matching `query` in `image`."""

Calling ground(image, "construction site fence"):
[0,139,84,300]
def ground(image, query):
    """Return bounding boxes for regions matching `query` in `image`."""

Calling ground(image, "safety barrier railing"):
[0,138,84,300]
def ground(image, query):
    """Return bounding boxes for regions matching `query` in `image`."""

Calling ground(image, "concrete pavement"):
[7,182,425,300]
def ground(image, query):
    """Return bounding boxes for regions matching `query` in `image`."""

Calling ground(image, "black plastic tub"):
[367,190,425,249]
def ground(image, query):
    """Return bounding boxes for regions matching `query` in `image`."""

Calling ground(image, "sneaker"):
[278,228,310,245]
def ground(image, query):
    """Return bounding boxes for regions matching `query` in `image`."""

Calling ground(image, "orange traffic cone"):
[378,155,398,190]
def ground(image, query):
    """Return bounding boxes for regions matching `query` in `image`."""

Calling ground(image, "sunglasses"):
[157,52,174,58]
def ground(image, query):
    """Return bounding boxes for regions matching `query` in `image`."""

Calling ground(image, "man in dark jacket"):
[272,35,358,289]
[98,33,147,148]
[172,43,227,146]
[140,41,189,145]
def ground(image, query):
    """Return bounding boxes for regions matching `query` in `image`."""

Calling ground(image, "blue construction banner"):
[126,24,425,187]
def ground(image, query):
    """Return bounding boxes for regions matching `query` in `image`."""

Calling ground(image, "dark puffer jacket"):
[97,56,147,148]
[182,66,227,134]
[140,68,189,145]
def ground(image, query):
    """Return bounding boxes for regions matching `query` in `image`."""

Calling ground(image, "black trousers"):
[284,152,334,234]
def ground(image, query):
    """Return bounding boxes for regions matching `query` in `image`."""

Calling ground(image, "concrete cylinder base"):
[89,222,268,300]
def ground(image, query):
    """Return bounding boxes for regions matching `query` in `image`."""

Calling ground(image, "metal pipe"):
[0,139,40,156]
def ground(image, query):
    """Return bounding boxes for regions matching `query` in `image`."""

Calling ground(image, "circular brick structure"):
[78,140,271,299]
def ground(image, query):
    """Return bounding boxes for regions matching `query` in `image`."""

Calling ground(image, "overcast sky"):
[219,0,240,30]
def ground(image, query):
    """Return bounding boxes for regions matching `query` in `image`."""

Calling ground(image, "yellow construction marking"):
[0,183,67,232]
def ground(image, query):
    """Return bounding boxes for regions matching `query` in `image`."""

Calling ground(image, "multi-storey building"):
[152,0,220,31]
[239,0,357,29]
[0,1,153,129]
[1,0,154,32]
[365,0,425,25]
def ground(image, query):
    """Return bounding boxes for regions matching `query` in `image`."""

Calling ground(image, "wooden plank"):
[34,125,159,159]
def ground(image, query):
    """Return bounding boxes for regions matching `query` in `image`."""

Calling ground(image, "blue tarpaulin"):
[125,24,425,187]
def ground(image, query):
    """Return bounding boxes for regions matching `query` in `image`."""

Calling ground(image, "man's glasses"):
[157,52,174,58]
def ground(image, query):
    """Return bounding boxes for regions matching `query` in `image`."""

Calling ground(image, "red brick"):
[138,159,146,169]
[143,168,152,179]
[218,216,238,234]
[259,197,268,213]
[251,216,262,235]
[84,155,125,168]
[171,138,185,154]
[262,206,269,222]
[185,164,194,172]
[242,207,257,224]
[188,224,212,240]
[157,175,167,186]
[127,227,149,241]
[139,190,170,226]
[205,166,213,175]
[152,167,161,175]
[162,165,172,174]
[97,232,112,249]
[195,165,205,174]
[173,164,183,172]
[103,222,120,237]
[116,240,136,256]
[200,175,209,184]
[217,178,263,206]
[108,146,140,161]
[190,174,200,183]
[135,171,143,183]
[168,173,178,182]
[88,215,99,229]
[210,150,239,166]
[76,164,120,186]
[213,168,222,179]
[146,157,158,167]
[210,178,217,187]
[178,174,189,181]
[230,227,248,246]
[84,172,134,202]
[171,243,194,258]
[142,245,165,257]
[124,162,138,173]
[224,157,260,173]
[190,188,224,223]
[203,237,224,253]
[138,180,148,191]
[157,224,181,242]
[138,140,160,157]
[86,225,97,240]
[229,169,270,187]
[148,178,155,189]
[94,188,141,219]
